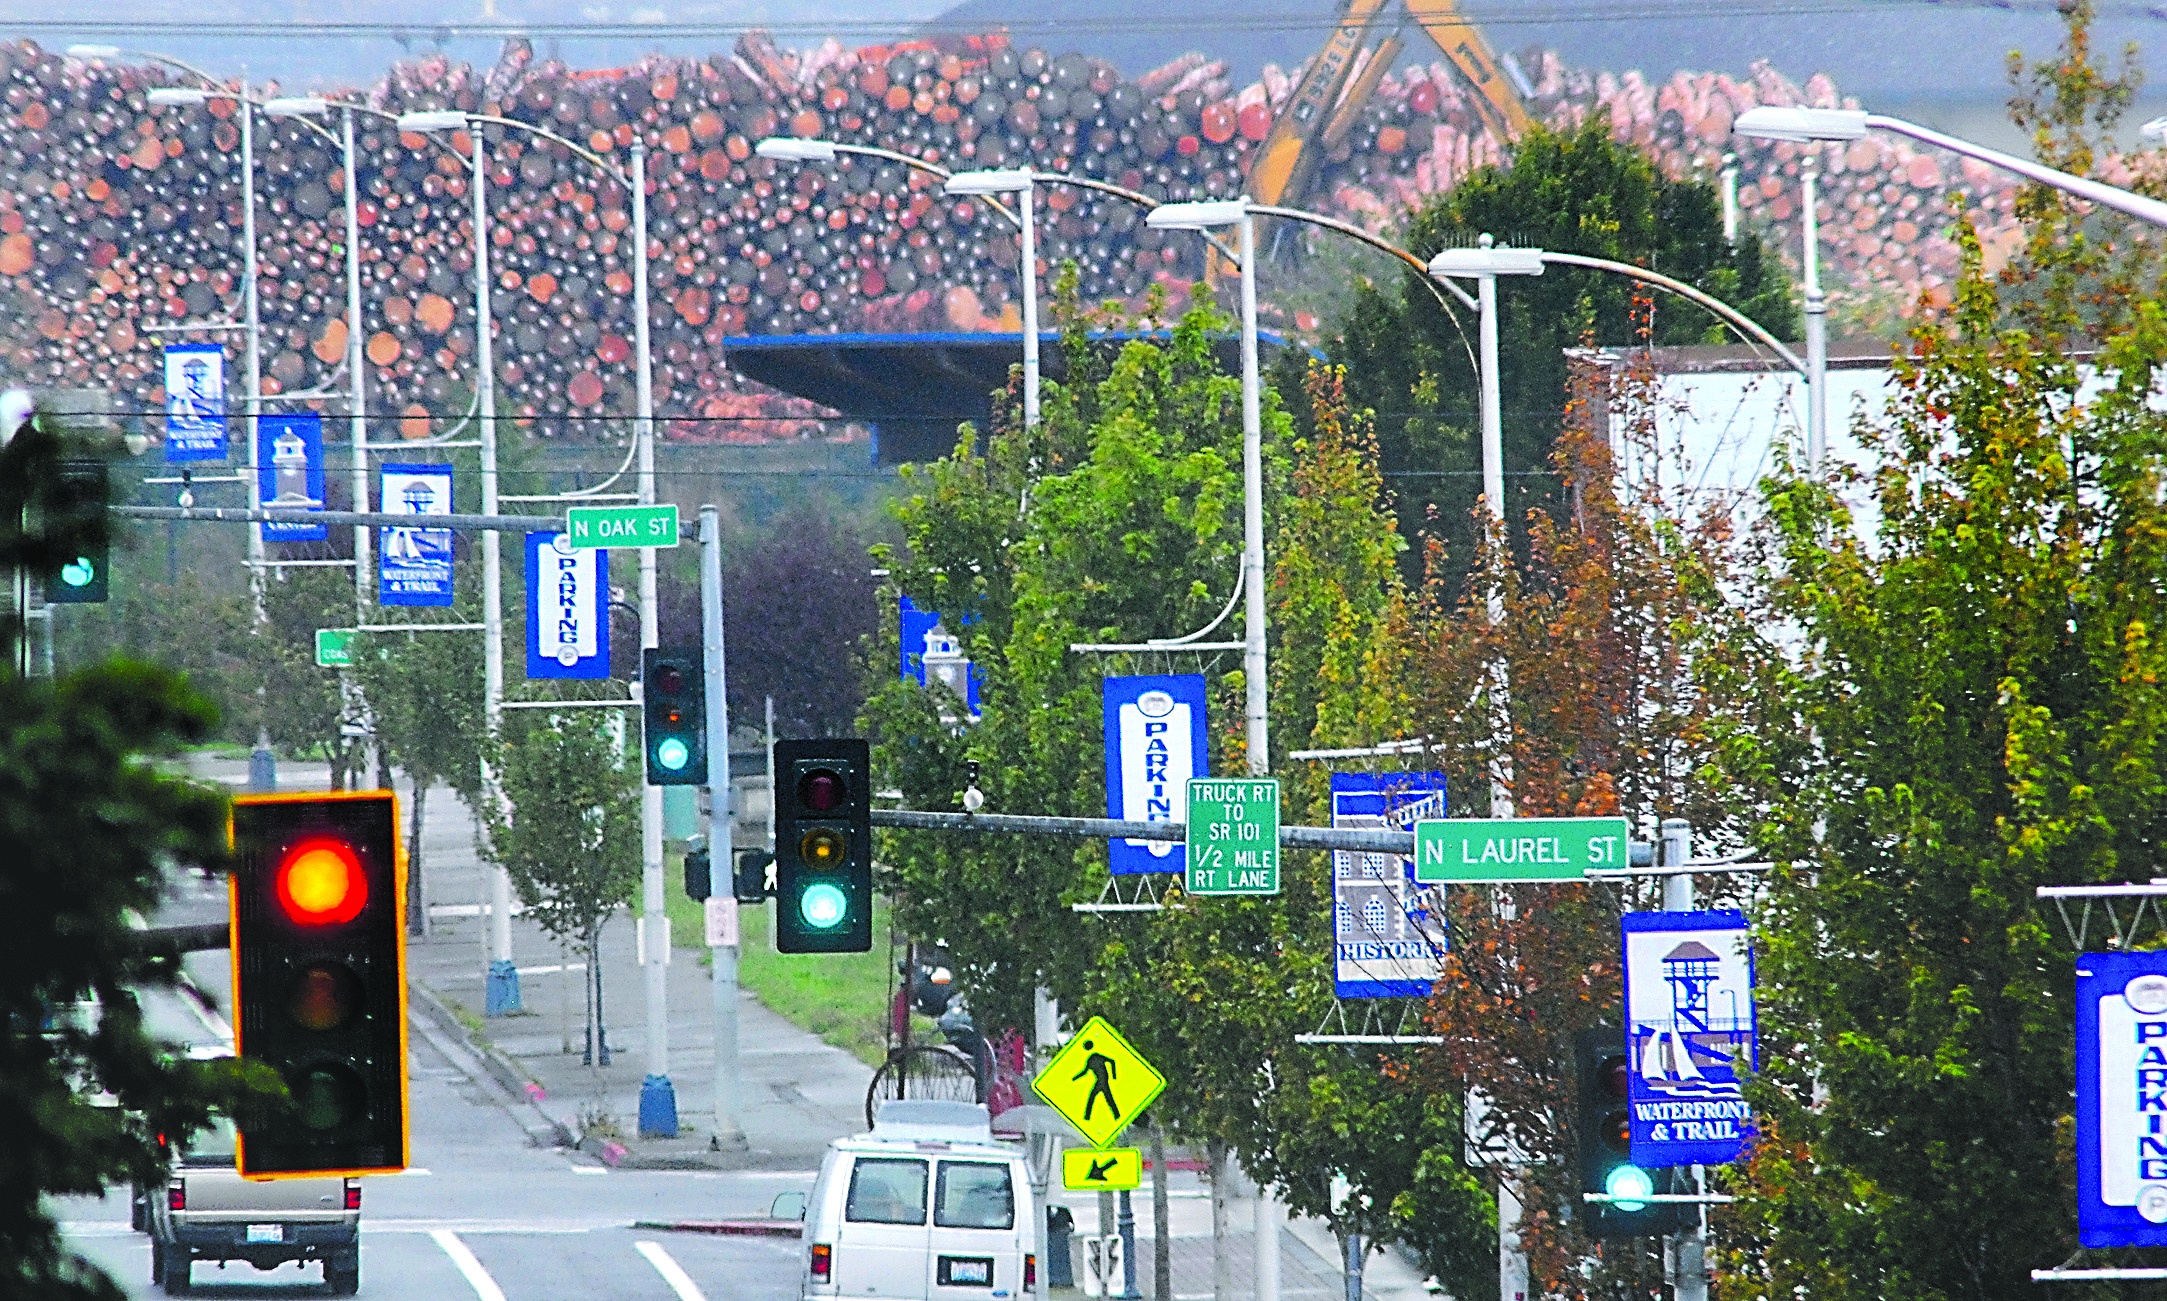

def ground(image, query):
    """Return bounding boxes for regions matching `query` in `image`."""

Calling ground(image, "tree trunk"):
[405,781,429,936]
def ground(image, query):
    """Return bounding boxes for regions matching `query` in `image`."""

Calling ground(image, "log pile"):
[0,35,2071,441]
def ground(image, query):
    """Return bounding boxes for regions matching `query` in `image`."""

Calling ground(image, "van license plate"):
[245,1224,282,1243]
[939,1256,993,1286]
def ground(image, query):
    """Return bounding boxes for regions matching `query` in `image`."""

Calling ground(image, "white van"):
[795,1101,1036,1301]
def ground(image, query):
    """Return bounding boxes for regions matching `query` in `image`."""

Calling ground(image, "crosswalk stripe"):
[431,1228,509,1301]
[636,1240,709,1301]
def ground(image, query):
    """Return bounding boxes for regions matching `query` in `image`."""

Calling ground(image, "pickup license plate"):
[244,1224,282,1243]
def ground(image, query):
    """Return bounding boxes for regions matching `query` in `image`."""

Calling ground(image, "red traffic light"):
[275,838,368,926]
[799,768,846,812]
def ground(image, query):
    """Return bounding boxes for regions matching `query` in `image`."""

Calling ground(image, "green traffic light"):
[800,882,848,929]
[654,737,691,771]
[1605,1164,1654,1211]
[60,557,94,587]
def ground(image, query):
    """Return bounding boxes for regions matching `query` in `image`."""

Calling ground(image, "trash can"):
[1047,1204,1075,1288]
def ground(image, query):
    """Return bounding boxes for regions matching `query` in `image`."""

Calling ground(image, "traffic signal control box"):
[229,792,408,1179]
[773,738,872,953]
[641,647,707,786]
[1574,1026,1688,1237]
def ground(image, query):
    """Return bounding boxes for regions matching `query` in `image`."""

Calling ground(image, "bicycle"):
[864,940,987,1127]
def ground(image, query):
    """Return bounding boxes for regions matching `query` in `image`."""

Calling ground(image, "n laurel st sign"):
[1412,816,1633,883]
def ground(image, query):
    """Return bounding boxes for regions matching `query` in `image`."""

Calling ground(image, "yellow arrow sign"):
[1063,1147,1143,1191]
[1033,1016,1165,1149]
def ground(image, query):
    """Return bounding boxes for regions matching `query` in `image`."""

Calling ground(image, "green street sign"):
[1185,777,1279,895]
[565,503,679,549]
[315,628,356,669]
[1411,816,1633,883]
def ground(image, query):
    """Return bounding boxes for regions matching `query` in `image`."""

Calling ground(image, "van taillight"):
[1025,1253,1036,1288]
[344,1181,361,1210]
[166,1182,185,1212]
[810,1243,832,1282]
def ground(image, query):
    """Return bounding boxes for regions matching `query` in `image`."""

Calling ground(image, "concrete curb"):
[631,1219,804,1238]
[406,978,578,1149]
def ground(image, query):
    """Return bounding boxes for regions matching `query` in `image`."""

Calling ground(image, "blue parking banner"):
[1102,674,1205,876]
[162,342,227,462]
[525,532,609,679]
[2077,951,2167,1245]
[1330,772,1448,998]
[378,463,453,607]
[256,413,325,542]
[1622,910,1756,1166]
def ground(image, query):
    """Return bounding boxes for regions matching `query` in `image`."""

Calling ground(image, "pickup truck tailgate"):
[178,1168,348,1221]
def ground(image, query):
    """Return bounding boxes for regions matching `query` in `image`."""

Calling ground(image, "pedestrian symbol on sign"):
[1074,1040,1120,1122]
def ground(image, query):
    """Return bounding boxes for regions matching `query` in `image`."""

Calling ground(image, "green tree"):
[351,562,486,934]
[1715,12,2167,1294]
[487,710,639,1060]
[1288,117,1796,592]
[864,284,1265,1039]
[0,659,280,1297]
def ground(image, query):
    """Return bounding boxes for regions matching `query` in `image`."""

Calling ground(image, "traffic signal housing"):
[1575,1026,1689,1238]
[641,647,707,786]
[683,846,711,902]
[773,739,871,953]
[230,792,408,1179]
[41,459,108,603]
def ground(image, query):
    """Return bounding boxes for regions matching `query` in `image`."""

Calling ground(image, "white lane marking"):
[396,1167,434,1176]
[430,1228,510,1301]
[636,1240,709,1301]
[569,1163,609,1175]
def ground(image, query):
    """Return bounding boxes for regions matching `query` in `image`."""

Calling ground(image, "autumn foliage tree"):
[1402,337,1782,1296]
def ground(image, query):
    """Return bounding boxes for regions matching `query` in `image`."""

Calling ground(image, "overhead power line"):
[18,0,2132,42]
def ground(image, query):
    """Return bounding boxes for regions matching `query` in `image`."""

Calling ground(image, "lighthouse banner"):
[378,464,454,607]
[162,343,227,462]
[2076,950,2167,1246]
[1102,674,1206,876]
[256,413,325,542]
[1622,909,1757,1167]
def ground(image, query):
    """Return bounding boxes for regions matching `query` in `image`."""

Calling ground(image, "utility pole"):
[1660,817,1708,1301]
[700,504,744,1149]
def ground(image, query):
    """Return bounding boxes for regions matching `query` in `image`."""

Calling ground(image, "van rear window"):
[846,1157,928,1225]
[935,1162,1014,1229]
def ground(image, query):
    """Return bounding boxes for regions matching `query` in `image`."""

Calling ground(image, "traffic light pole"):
[1658,818,1709,1301]
[698,504,744,1148]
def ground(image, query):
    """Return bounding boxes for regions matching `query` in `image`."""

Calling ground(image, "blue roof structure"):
[722,329,1317,466]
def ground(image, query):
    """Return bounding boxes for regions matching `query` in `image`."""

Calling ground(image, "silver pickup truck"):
[146,1118,362,1294]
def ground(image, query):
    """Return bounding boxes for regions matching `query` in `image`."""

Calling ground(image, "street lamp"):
[1735,104,2167,471]
[1427,239,1544,549]
[400,108,694,1139]
[943,169,1040,428]
[140,72,267,618]
[395,107,520,1028]
[1147,197,1268,779]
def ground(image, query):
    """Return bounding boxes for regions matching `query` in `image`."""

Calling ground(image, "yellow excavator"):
[1247,0,1533,215]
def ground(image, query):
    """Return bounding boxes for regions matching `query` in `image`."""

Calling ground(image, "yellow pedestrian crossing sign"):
[1063,1147,1143,1191]
[1034,1016,1164,1148]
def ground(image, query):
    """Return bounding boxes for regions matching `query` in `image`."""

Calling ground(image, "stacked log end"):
[0,35,2058,442]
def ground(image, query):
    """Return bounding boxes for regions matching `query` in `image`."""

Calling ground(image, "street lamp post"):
[1735,104,2167,471]
[942,170,1040,428]
[1145,198,1267,780]
[397,109,521,1020]
[142,77,264,619]
[400,109,693,1136]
